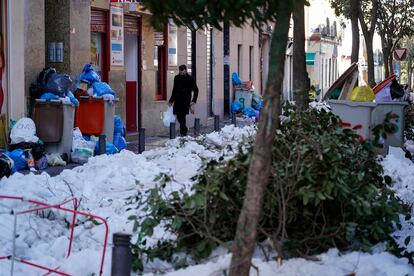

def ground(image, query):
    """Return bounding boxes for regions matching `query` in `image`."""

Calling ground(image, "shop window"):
[154,24,168,101]
[237,44,242,76]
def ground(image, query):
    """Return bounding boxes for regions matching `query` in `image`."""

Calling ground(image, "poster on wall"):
[168,23,177,66]
[110,4,124,66]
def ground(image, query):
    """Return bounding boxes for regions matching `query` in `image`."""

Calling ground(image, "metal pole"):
[214,115,220,131]
[169,122,176,139]
[194,118,200,136]
[11,212,17,276]
[138,128,145,153]
[99,134,106,155]
[231,113,237,126]
[111,233,132,276]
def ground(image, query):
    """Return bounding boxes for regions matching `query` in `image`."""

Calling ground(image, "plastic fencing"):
[0,195,109,276]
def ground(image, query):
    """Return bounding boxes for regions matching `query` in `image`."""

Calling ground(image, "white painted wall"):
[8,0,25,120]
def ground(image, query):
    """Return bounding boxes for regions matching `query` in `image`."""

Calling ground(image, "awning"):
[306,52,316,65]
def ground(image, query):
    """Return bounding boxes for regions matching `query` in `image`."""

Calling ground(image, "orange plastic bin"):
[75,97,105,136]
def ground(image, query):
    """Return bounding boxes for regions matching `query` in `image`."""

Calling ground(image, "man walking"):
[168,64,199,136]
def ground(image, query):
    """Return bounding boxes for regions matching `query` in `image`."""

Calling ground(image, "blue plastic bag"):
[6,149,28,172]
[43,74,72,97]
[40,93,59,100]
[80,64,101,84]
[94,141,119,155]
[114,115,125,136]
[231,101,243,113]
[243,107,256,118]
[113,132,127,151]
[232,72,242,85]
[92,82,115,96]
[67,91,79,107]
[252,99,263,111]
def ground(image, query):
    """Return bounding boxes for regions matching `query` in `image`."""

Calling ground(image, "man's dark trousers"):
[176,113,188,136]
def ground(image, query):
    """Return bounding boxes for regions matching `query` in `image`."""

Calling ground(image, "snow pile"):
[158,249,412,276]
[0,125,255,275]
[309,101,331,112]
[382,147,414,254]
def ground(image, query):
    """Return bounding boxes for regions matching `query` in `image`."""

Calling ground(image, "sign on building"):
[110,4,124,66]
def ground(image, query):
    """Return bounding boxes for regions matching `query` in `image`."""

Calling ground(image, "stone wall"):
[24,0,45,115]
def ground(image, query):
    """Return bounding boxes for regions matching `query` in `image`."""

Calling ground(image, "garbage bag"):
[349,86,375,102]
[92,82,115,96]
[95,141,119,155]
[30,67,57,100]
[113,132,127,151]
[375,83,393,103]
[6,149,28,172]
[8,142,45,161]
[46,153,66,166]
[243,107,257,117]
[114,115,125,136]
[80,64,101,84]
[35,155,48,170]
[43,74,72,97]
[252,99,263,111]
[67,91,79,106]
[71,127,95,164]
[0,153,13,177]
[162,107,176,127]
[231,101,243,113]
[390,79,405,99]
[10,118,39,145]
[232,72,242,85]
[40,93,59,100]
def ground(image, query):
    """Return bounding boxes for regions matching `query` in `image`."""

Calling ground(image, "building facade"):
[2,0,262,136]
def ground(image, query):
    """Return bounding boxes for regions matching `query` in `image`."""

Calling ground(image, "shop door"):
[124,16,141,132]
[91,9,108,82]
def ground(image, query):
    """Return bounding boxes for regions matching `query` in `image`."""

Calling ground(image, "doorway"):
[124,15,142,132]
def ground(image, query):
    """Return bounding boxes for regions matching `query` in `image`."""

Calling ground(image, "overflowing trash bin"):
[33,99,75,160]
[325,65,408,154]
[230,72,262,121]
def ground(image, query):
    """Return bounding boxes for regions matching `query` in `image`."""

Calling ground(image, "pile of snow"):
[1,124,414,276]
[159,249,412,276]
[382,147,414,254]
[0,125,255,275]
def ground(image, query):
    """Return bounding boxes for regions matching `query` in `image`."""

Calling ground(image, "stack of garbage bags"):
[74,64,116,102]
[231,72,263,120]
[30,67,79,107]
[70,115,126,164]
[0,118,49,176]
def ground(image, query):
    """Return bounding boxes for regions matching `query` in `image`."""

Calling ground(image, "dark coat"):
[169,74,199,115]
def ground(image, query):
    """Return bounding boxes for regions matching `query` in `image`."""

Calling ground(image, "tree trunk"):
[388,54,393,77]
[293,0,307,111]
[366,37,376,87]
[383,49,390,78]
[350,0,360,64]
[229,2,293,275]
[408,56,412,89]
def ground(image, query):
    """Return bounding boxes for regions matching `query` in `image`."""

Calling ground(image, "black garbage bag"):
[30,67,57,100]
[8,142,45,161]
[43,74,72,97]
[0,153,13,178]
[390,79,405,99]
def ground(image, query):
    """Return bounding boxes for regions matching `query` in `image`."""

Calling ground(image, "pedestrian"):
[168,64,199,136]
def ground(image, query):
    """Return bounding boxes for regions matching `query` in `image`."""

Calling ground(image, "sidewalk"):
[20,116,253,176]
[125,116,253,152]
